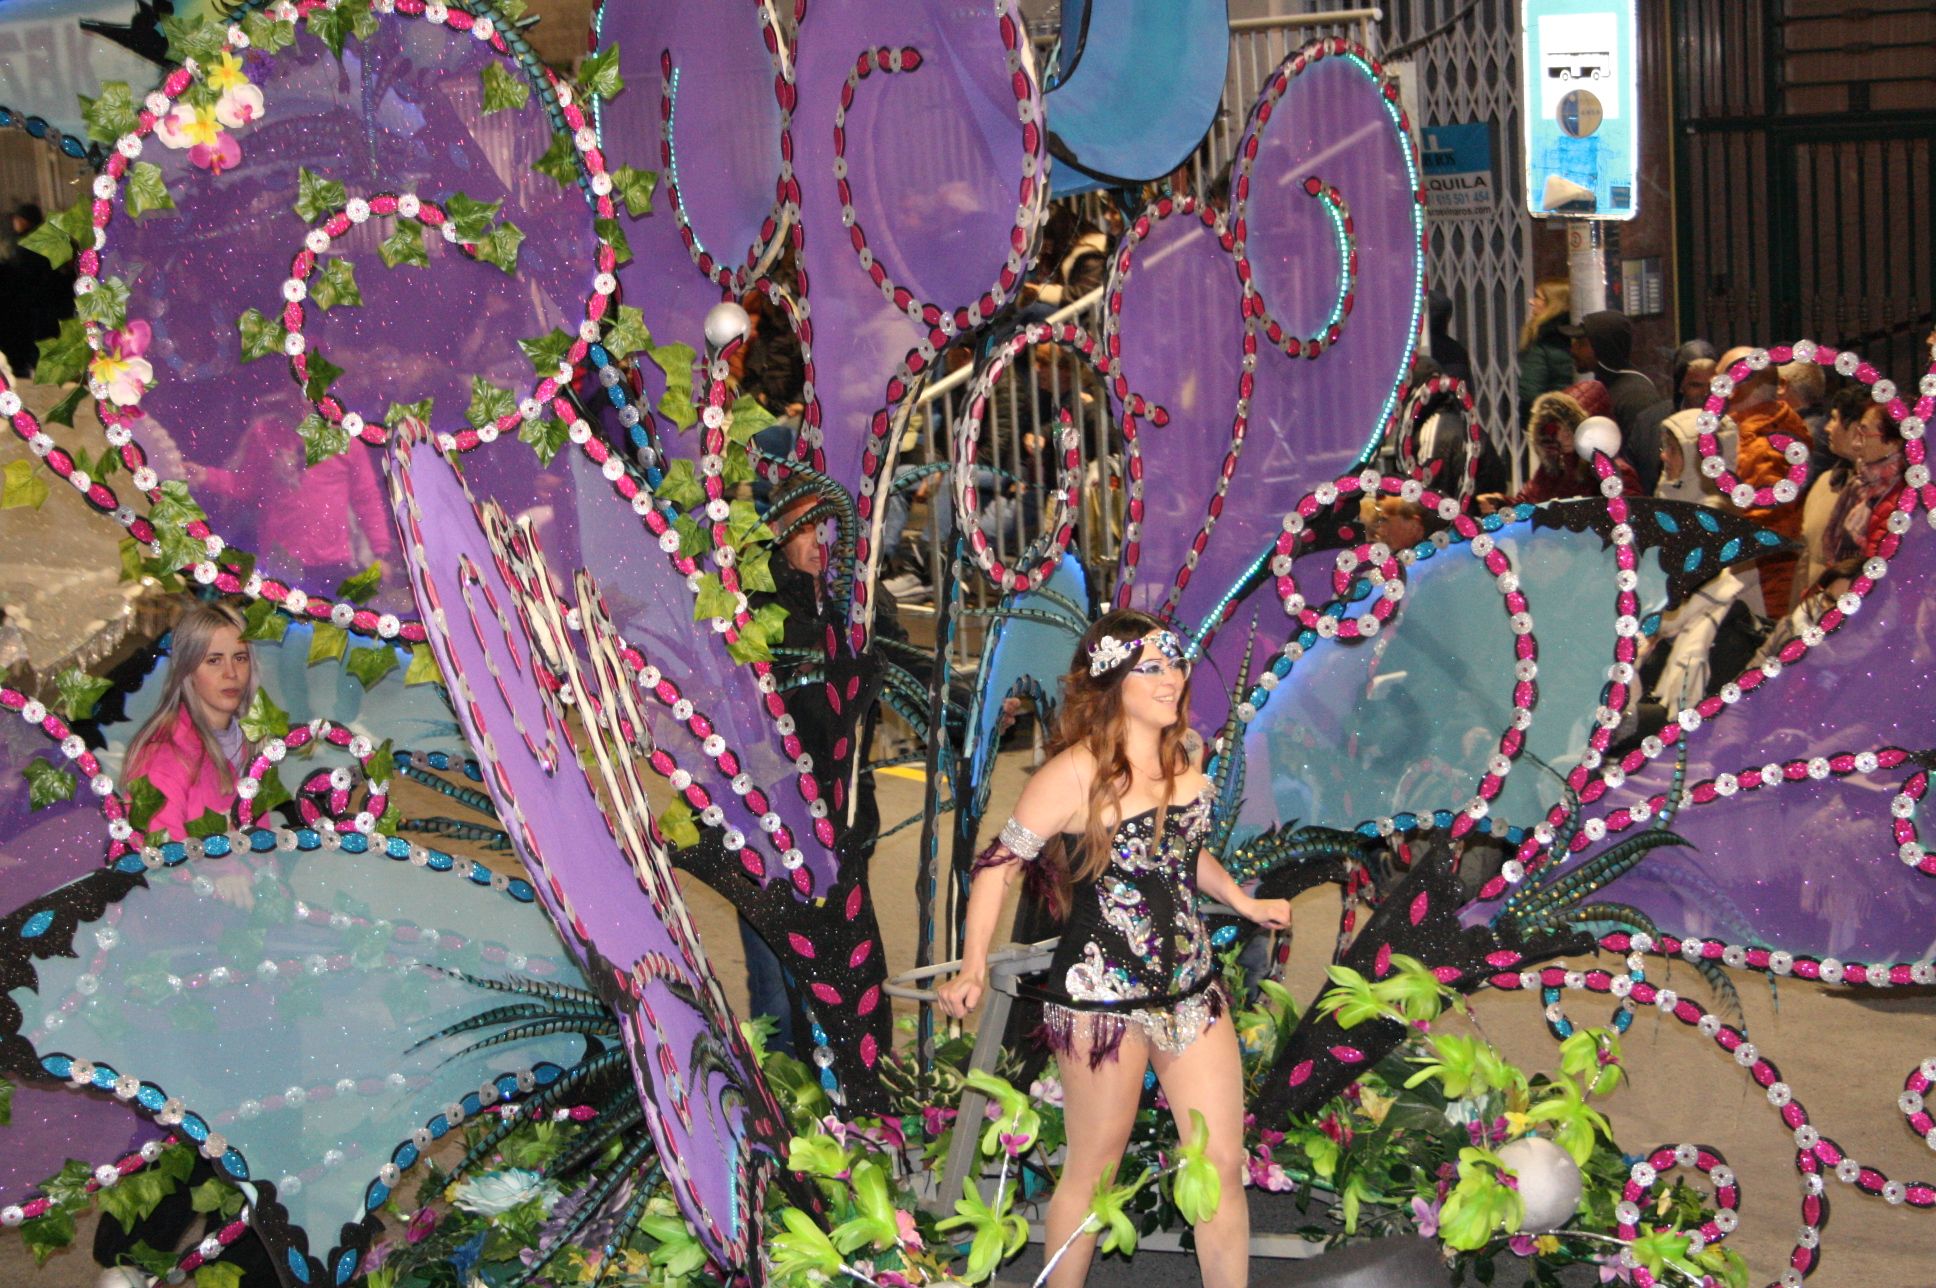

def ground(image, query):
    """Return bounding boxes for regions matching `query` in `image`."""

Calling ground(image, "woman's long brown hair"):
[1042,609,1196,899]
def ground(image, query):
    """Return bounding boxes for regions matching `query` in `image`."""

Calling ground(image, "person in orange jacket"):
[1716,347,1813,618]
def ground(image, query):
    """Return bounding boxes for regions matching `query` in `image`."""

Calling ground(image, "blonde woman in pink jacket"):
[122,600,258,840]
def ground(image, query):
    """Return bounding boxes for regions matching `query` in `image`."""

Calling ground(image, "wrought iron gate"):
[1673,0,1936,386]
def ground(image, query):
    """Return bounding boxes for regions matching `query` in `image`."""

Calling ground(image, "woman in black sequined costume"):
[937,609,1292,1288]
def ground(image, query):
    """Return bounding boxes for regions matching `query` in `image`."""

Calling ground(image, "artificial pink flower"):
[1247,1147,1295,1193]
[895,1208,924,1251]
[404,1207,438,1244]
[189,131,242,174]
[90,321,154,407]
[1410,1195,1439,1237]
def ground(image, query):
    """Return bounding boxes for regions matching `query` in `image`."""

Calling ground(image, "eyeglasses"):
[1128,657,1189,679]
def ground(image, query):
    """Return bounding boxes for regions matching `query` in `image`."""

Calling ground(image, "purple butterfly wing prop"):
[80,8,600,623]
[0,721,158,1210]
[1108,41,1425,637]
[388,430,796,1277]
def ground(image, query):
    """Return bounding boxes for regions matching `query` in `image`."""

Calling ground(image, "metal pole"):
[914,535,961,1073]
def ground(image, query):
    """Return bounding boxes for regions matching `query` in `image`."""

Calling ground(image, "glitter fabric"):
[1032,785,1225,1066]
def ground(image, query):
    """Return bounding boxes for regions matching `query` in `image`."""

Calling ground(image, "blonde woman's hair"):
[123,600,258,794]
[1519,278,1571,352]
[1527,389,1589,437]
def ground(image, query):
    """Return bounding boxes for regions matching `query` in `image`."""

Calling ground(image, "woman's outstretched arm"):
[936,752,1084,1018]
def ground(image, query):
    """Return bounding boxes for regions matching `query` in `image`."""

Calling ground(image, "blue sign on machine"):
[1521,0,1639,220]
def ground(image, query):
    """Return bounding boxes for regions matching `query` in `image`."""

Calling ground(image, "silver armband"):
[998,817,1048,861]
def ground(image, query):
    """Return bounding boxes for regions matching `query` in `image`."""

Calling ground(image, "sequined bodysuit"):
[1032,785,1225,1064]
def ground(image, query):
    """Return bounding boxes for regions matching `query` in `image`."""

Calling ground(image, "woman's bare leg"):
[1042,1025,1151,1288]
[1149,1015,1250,1288]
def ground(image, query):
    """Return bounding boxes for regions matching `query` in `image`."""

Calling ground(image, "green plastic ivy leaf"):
[253,764,293,816]
[241,10,297,54]
[80,81,138,144]
[579,44,625,101]
[473,221,524,275]
[0,1074,10,1125]
[738,548,777,598]
[241,597,290,644]
[294,167,348,223]
[691,573,739,624]
[19,215,77,270]
[605,304,652,359]
[123,775,167,832]
[656,796,701,849]
[593,216,632,266]
[355,740,392,793]
[935,1176,1029,1283]
[237,307,288,363]
[610,165,658,217]
[379,220,428,270]
[724,628,773,667]
[654,458,706,512]
[161,14,227,63]
[727,394,778,445]
[649,341,699,430]
[24,759,77,811]
[42,386,87,430]
[240,687,289,747]
[770,1207,842,1284]
[308,621,348,666]
[190,1177,246,1219]
[466,376,517,431]
[1171,1108,1223,1227]
[20,1205,76,1265]
[297,413,351,467]
[35,315,92,387]
[964,1070,1040,1158]
[309,258,362,311]
[2,459,49,511]
[335,562,382,604]
[302,353,345,403]
[194,1261,246,1288]
[184,808,230,839]
[519,328,576,377]
[346,644,401,691]
[534,131,579,187]
[480,61,530,113]
[404,643,443,687]
[442,192,502,243]
[519,416,569,465]
[77,275,132,329]
[1315,963,1404,1030]
[306,0,377,58]
[384,397,434,432]
[53,668,114,721]
[97,1166,174,1232]
[124,161,175,219]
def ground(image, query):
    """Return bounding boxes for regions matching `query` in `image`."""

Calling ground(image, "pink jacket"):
[126,706,237,841]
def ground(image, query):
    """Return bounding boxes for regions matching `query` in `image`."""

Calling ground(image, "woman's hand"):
[1238,896,1292,930]
[935,968,988,1020]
